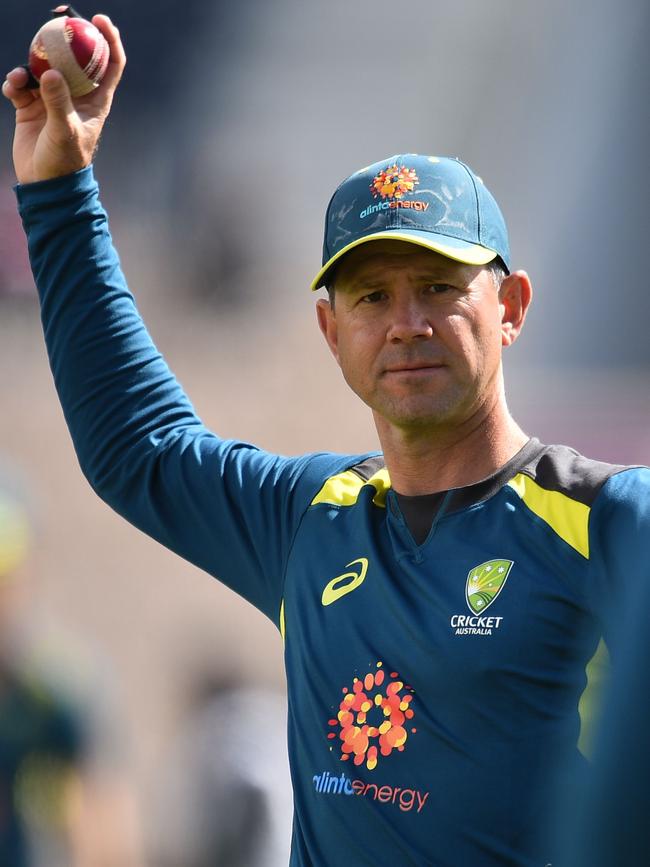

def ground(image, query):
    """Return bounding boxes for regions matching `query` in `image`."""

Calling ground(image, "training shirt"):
[17,167,650,867]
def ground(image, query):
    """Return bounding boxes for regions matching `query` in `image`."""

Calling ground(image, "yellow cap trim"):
[311,467,391,509]
[507,474,590,559]
[310,231,497,291]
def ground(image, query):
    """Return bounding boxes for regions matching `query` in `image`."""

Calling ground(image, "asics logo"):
[322,558,368,606]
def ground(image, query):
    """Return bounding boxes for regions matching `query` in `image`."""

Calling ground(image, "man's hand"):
[2,15,125,185]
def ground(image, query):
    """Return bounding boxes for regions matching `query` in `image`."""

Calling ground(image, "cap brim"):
[310,230,498,291]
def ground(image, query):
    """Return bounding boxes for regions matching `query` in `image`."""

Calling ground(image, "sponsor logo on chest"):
[451,559,513,636]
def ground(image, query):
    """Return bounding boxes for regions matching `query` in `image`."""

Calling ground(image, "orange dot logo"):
[327,662,416,771]
[370,164,419,200]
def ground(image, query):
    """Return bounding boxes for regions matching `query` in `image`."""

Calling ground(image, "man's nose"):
[386,299,434,342]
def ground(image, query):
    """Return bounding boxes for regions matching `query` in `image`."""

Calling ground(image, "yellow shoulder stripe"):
[279,599,285,642]
[507,473,590,558]
[311,468,391,509]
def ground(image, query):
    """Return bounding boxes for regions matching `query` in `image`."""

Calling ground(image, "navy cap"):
[311,154,510,290]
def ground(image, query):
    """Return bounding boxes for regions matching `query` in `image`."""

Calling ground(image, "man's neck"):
[374,402,529,496]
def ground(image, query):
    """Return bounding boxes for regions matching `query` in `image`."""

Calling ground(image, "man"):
[4,16,650,867]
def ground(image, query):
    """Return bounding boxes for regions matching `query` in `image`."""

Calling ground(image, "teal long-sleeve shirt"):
[17,166,650,867]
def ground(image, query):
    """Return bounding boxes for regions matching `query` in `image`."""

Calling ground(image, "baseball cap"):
[311,154,510,291]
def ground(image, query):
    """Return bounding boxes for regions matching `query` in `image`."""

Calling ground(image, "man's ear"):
[316,298,340,363]
[499,270,533,347]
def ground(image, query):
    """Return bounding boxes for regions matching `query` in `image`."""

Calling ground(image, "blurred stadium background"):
[0,0,648,863]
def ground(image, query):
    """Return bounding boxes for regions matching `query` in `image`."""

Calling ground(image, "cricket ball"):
[28,14,109,98]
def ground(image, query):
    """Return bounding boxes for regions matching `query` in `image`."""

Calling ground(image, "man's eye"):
[360,291,385,304]
[426,283,454,294]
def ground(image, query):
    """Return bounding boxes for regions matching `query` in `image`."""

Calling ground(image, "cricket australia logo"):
[466,559,513,614]
[450,559,513,636]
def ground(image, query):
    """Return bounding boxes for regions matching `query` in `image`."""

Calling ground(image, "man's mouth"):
[384,361,445,373]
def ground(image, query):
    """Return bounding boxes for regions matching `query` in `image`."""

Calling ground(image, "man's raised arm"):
[2,16,350,624]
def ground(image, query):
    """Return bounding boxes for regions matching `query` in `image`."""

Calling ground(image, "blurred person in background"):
[151,673,292,867]
[0,479,143,867]
[4,14,650,867]
[0,488,87,867]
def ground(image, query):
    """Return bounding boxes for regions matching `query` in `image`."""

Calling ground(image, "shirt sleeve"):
[558,498,650,867]
[16,167,360,625]
[588,466,650,647]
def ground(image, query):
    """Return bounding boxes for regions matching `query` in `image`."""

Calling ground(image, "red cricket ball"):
[28,13,109,98]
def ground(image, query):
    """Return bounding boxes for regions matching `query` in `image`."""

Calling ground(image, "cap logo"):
[370,164,419,200]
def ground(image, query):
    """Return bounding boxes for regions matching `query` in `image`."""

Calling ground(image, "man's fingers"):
[92,15,127,92]
[2,80,36,111]
[38,70,76,127]
[6,67,29,88]
[2,68,38,110]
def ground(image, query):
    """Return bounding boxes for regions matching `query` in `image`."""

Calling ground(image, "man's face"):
[316,241,519,433]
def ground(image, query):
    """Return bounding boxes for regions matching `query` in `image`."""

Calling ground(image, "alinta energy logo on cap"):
[370,164,419,200]
[360,163,430,220]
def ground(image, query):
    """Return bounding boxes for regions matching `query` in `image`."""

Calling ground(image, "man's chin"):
[372,397,463,431]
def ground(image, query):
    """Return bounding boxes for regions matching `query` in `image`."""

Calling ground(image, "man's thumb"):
[39,70,75,124]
